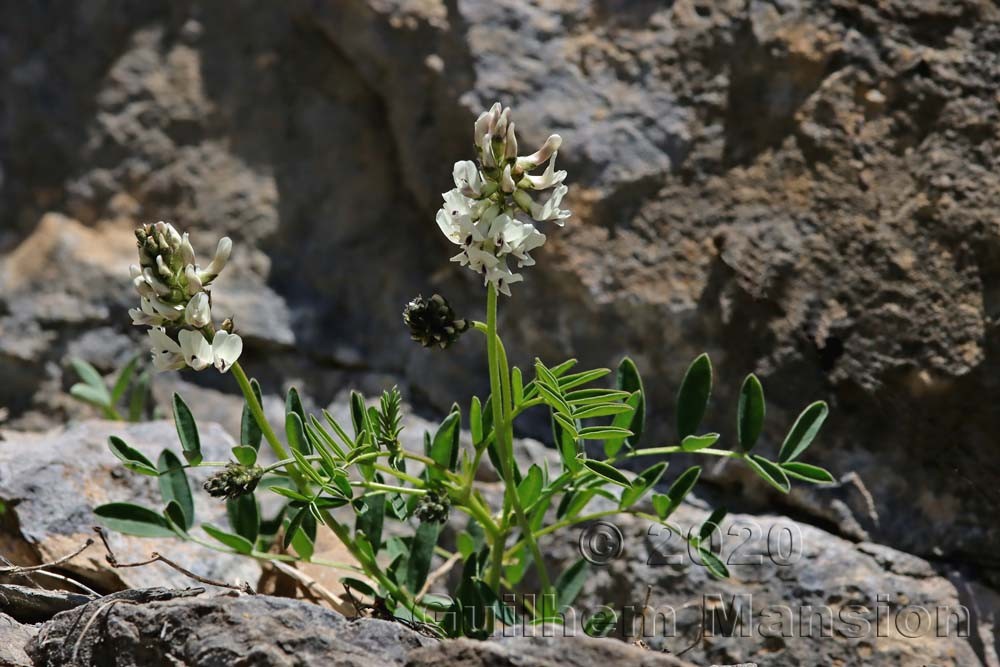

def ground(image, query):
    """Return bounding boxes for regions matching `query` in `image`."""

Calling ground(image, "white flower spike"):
[130,222,240,374]
[435,103,570,295]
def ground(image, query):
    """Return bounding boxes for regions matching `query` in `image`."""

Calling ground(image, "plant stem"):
[503,510,686,560]
[611,446,743,463]
[456,494,500,540]
[484,283,551,593]
[371,463,426,487]
[354,481,426,495]
[230,362,308,490]
[104,405,126,421]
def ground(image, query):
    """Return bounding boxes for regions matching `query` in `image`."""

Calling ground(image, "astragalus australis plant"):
[96,103,834,639]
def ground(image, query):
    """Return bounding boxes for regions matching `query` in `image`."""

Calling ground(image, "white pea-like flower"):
[211,331,243,373]
[146,327,243,373]
[436,103,570,295]
[129,297,166,326]
[178,329,214,371]
[147,328,186,372]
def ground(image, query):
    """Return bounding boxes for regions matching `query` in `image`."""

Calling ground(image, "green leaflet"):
[680,433,720,451]
[618,461,668,510]
[285,412,310,455]
[582,460,631,487]
[107,436,157,476]
[95,503,175,538]
[355,493,385,553]
[666,466,702,510]
[157,449,194,529]
[555,558,589,607]
[676,354,712,440]
[737,374,765,452]
[517,465,544,507]
[746,455,791,493]
[780,461,835,483]
[203,523,254,554]
[428,410,461,475]
[70,359,110,405]
[240,377,264,451]
[406,521,441,595]
[111,355,140,404]
[172,393,202,465]
[616,357,645,448]
[227,494,260,545]
[778,401,829,463]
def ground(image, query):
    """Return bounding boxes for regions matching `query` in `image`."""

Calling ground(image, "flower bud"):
[180,233,196,266]
[200,237,232,283]
[494,107,510,140]
[403,294,469,349]
[481,134,496,168]
[143,268,172,297]
[500,164,516,193]
[474,111,491,149]
[148,295,184,321]
[486,102,502,133]
[504,122,518,160]
[155,254,172,279]
[184,292,212,328]
[184,264,203,295]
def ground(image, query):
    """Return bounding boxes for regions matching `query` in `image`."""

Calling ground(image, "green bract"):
[96,103,833,639]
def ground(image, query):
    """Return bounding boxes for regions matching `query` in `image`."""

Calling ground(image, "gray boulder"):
[0,420,260,593]
[26,591,432,667]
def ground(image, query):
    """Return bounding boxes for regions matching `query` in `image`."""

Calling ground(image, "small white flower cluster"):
[129,221,242,373]
[437,103,570,295]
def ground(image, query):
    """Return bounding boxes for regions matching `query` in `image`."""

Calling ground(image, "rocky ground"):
[1,0,999,665]
[0,418,993,666]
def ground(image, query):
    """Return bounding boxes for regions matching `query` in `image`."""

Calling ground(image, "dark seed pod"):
[403,294,469,350]
[203,463,263,499]
[414,488,451,524]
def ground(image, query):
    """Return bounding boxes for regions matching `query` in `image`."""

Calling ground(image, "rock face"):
[0,420,260,592]
[1,0,999,661]
[24,590,702,667]
[547,504,985,667]
[0,612,36,667]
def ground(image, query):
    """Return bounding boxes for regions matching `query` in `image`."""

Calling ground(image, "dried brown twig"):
[416,551,462,600]
[0,539,94,576]
[94,527,255,594]
[267,561,353,615]
[0,539,99,596]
